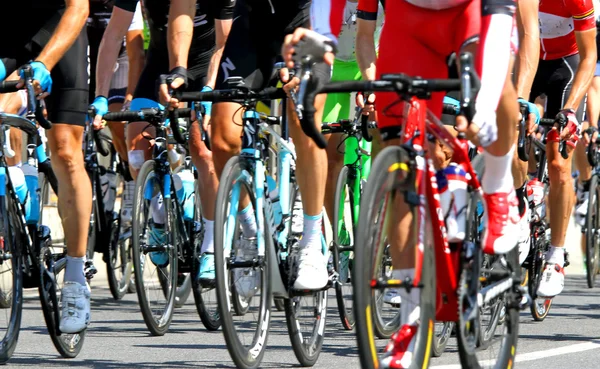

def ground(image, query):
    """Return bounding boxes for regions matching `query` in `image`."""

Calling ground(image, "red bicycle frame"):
[402,96,482,322]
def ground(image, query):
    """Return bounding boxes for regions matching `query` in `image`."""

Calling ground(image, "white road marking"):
[430,342,600,369]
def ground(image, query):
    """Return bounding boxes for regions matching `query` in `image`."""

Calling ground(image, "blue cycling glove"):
[443,95,461,114]
[201,86,213,117]
[0,59,6,82]
[90,96,109,117]
[518,98,540,125]
[21,61,52,94]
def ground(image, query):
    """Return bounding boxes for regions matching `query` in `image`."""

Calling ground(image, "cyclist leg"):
[574,71,600,226]
[322,60,359,225]
[538,55,583,297]
[38,27,92,332]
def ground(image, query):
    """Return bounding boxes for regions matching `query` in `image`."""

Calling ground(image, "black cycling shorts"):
[0,9,89,126]
[530,54,586,122]
[215,0,330,91]
[87,24,129,105]
[133,44,210,102]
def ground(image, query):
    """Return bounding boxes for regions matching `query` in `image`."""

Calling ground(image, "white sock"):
[546,245,565,267]
[299,213,323,248]
[201,218,215,254]
[481,145,515,194]
[64,255,87,286]
[237,204,257,238]
[397,268,421,326]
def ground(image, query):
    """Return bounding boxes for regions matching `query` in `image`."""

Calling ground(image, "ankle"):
[201,218,215,254]
[299,213,323,248]
[546,245,565,267]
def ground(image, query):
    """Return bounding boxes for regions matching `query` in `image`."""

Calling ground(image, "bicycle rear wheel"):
[585,175,600,288]
[354,146,436,369]
[39,248,86,358]
[214,156,271,369]
[192,179,220,331]
[131,160,178,336]
[333,166,355,330]
[432,322,454,357]
[0,193,23,363]
[528,232,553,321]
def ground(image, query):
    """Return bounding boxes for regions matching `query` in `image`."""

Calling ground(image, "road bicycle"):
[321,112,379,331]
[583,130,600,288]
[104,106,220,335]
[517,109,571,319]
[293,50,530,369]
[175,77,328,369]
[0,66,89,361]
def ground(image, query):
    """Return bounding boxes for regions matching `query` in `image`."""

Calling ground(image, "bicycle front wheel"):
[585,175,600,288]
[333,166,355,330]
[131,160,178,336]
[354,146,436,369]
[0,193,23,363]
[214,156,271,369]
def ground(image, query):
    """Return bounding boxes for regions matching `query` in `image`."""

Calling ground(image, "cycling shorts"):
[530,54,586,148]
[323,59,362,123]
[215,0,330,91]
[0,9,89,126]
[375,0,480,140]
[87,24,129,105]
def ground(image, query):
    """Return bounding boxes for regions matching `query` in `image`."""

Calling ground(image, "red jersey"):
[538,0,595,60]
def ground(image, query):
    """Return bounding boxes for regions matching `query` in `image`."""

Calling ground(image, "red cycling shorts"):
[375,0,480,137]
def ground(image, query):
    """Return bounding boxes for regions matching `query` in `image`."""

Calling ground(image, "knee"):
[210,118,240,158]
[548,158,571,186]
[52,144,83,174]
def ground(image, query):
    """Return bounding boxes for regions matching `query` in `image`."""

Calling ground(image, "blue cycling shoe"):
[148,225,169,268]
[198,253,215,287]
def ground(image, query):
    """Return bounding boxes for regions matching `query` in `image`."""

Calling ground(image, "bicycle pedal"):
[517,286,532,310]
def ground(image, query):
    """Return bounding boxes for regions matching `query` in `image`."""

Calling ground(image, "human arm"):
[515,0,540,100]
[564,29,597,111]
[124,2,146,103]
[205,18,233,89]
[35,0,89,71]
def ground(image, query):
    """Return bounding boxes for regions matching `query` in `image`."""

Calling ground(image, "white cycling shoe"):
[59,282,91,334]
[383,289,402,305]
[537,263,565,298]
[294,246,328,290]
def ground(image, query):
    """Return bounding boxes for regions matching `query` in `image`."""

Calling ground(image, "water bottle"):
[8,166,30,219]
[173,169,195,221]
[527,178,545,219]
[436,163,468,242]
[266,175,282,226]
[100,171,117,213]
[22,163,39,224]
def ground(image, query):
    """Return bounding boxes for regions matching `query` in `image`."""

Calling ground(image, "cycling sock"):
[481,145,515,194]
[238,204,257,238]
[546,245,565,267]
[201,218,215,254]
[150,193,166,224]
[299,213,323,248]
[64,255,87,286]
[397,268,420,326]
[515,182,528,217]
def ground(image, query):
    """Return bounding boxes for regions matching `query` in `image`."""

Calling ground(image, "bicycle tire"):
[333,166,355,330]
[106,212,132,300]
[86,173,99,261]
[0,194,23,363]
[529,226,552,321]
[39,249,86,358]
[214,156,271,369]
[274,298,285,311]
[131,160,178,336]
[354,146,436,369]
[585,175,600,288]
[285,182,327,367]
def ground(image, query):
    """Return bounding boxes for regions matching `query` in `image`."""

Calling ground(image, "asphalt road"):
[6,201,598,368]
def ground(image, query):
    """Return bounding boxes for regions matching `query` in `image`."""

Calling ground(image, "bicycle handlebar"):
[103,108,192,123]
[173,87,286,103]
[0,81,19,93]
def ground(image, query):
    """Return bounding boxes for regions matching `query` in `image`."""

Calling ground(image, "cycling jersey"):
[336,0,384,62]
[539,0,595,60]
